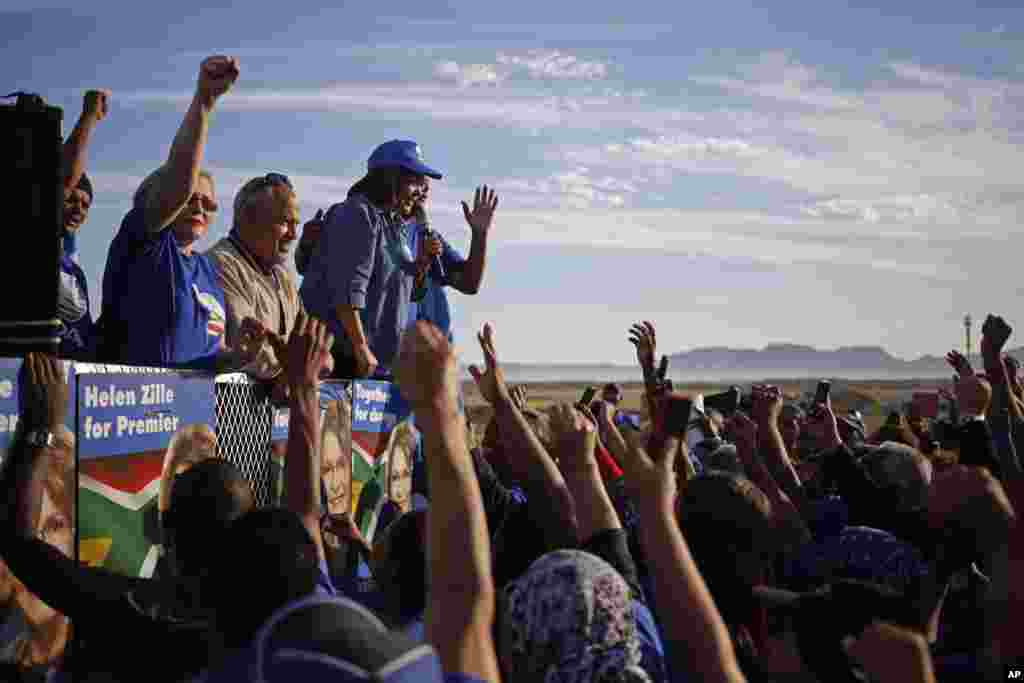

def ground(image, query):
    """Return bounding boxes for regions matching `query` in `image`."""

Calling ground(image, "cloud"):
[496,50,609,80]
[433,60,504,87]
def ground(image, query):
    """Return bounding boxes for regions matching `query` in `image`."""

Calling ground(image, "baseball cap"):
[367,140,443,179]
[199,594,443,683]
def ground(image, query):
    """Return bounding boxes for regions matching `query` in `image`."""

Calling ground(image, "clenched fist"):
[196,55,239,105]
[83,89,110,122]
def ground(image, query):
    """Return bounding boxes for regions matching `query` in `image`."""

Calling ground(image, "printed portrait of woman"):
[157,424,219,518]
[0,427,75,673]
[385,420,417,516]
[321,399,353,517]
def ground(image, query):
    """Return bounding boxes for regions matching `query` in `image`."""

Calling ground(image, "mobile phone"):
[704,386,742,417]
[815,380,831,405]
[657,356,669,383]
[579,386,597,408]
[657,392,694,437]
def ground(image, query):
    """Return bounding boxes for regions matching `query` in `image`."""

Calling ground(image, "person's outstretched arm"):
[750,385,810,516]
[142,56,238,233]
[284,312,334,562]
[468,322,578,550]
[447,186,498,294]
[395,321,501,682]
[613,422,746,683]
[62,89,108,194]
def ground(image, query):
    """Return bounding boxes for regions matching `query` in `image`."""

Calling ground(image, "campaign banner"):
[350,380,415,543]
[76,366,217,578]
[0,357,76,673]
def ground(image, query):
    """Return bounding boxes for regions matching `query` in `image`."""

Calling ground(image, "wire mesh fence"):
[214,373,276,507]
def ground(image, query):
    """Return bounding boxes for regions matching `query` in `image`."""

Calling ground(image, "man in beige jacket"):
[207,173,330,390]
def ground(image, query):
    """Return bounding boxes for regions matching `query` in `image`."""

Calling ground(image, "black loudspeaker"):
[0,93,62,355]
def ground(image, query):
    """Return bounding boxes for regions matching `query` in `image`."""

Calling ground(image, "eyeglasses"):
[188,193,219,213]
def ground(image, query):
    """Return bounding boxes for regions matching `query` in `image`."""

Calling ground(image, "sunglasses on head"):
[244,172,294,194]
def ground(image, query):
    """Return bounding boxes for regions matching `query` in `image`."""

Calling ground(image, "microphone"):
[414,205,445,282]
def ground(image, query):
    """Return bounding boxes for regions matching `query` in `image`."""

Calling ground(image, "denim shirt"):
[299,195,415,372]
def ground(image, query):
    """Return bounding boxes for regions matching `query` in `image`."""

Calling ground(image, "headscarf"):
[499,550,652,683]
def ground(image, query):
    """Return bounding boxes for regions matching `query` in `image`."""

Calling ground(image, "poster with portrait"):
[0,358,77,673]
[349,379,415,543]
[75,365,217,578]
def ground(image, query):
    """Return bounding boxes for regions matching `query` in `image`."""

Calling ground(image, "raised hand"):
[394,320,459,410]
[843,621,936,683]
[83,89,110,122]
[954,374,991,419]
[510,385,529,412]
[945,350,974,378]
[981,314,1012,359]
[285,312,333,390]
[750,384,783,427]
[548,403,598,473]
[803,397,842,450]
[19,353,68,431]
[467,322,511,405]
[619,428,680,505]
[417,233,443,265]
[196,55,239,105]
[628,321,657,371]
[461,186,498,235]
[724,412,758,460]
[238,316,270,360]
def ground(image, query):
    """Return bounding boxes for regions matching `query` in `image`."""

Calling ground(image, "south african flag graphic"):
[78,452,165,578]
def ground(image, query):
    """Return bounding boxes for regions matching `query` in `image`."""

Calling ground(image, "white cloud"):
[433,60,504,87]
[496,50,609,80]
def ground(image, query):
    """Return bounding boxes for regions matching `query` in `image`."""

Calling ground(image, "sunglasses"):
[188,193,219,213]
[245,172,294,192]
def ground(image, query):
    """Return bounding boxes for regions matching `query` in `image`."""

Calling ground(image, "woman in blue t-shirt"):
[99,56,237,368]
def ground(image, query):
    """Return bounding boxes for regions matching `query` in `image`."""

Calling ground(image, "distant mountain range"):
[493,344,1024,376]
[664,344,1024,374]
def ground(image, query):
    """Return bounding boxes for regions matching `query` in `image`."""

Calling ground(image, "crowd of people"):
[0,52,1021,682]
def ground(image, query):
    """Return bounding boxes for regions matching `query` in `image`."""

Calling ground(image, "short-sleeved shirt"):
[58,254,94,357]
[100,208,226,367]
[299,195,414,373]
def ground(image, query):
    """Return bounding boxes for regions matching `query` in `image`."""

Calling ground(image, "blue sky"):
[7,1,1024,364]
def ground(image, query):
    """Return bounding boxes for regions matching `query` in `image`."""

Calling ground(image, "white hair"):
[133,167,215,210]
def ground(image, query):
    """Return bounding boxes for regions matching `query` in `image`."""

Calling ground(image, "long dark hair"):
[348,166,422,209]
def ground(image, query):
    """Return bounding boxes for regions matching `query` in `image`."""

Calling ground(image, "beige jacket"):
[206,235,304,380]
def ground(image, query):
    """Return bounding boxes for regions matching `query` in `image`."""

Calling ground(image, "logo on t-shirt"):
[193,284,226,338]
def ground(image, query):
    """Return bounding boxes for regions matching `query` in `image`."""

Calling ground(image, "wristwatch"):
[25,430,56,448]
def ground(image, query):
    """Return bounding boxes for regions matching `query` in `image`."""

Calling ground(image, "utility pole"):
[964,314,972,359]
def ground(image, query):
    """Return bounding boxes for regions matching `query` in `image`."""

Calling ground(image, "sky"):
[6,0,1024,365]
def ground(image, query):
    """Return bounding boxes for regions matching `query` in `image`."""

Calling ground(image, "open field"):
[460,378,957,444]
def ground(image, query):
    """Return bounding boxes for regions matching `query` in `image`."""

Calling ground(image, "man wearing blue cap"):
[300,140,441,378]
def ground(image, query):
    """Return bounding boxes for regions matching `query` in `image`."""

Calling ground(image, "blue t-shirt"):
[100,208,225,367]
[300,196,414,373]
[405,222,465,343]
[58,254,94,357]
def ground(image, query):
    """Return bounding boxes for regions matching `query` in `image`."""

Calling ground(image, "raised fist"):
[197,55,239,104]
[981,314,1012,358]
[83,89,110,122]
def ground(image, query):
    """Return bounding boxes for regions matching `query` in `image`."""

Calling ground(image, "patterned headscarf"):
[499,550,652,683]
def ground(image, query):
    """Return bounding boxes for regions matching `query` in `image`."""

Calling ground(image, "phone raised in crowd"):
[578,386,597,408]
[815,380,831,405]
[657,392,694,437]
[704,386,742,417]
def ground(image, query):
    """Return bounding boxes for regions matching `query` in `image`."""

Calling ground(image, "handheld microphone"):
[415,205,445,282]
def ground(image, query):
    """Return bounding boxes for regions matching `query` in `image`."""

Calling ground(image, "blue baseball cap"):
[367,140,443,179]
